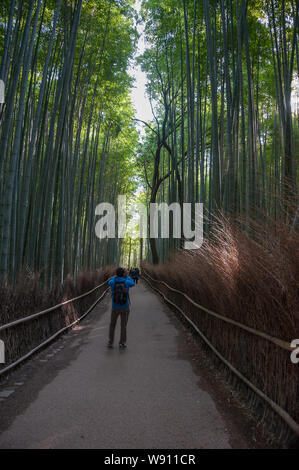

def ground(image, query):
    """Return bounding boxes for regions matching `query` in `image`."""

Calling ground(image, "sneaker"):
[119,343,127,349]
[107,341,113,348]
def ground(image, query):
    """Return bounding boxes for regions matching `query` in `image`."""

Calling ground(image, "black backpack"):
[113,280,128,306]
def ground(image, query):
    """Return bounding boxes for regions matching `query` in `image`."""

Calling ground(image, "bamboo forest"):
[0,0,298,450]
[0,0,298,282]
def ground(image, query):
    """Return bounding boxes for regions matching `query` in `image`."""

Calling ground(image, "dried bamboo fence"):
[0,278,110,377]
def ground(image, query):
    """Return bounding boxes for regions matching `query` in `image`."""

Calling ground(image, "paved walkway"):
[0,281,259,448]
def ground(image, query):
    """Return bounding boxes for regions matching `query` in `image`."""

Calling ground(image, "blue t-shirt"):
[108,275,135,310]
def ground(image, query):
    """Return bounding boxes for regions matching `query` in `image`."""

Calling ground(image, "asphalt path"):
[0,280,263,449]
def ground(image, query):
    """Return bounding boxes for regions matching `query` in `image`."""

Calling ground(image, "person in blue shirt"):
[107,267,135,349]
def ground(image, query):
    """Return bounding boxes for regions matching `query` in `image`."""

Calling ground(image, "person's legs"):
[109,309,119,344]
[120,308,130,345]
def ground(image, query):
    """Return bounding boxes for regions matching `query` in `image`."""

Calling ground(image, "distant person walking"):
[108,267,135,349]
[129,267,139,284]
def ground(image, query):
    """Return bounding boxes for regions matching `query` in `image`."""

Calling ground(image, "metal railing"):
[0,280,109,377]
